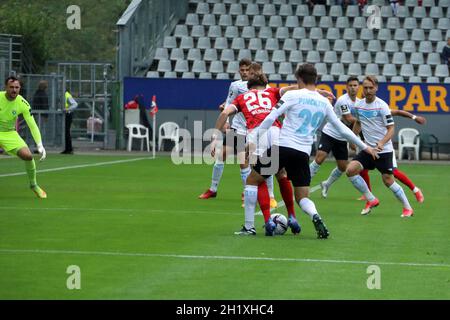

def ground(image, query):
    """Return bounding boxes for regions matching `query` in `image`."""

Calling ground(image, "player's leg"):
[320,139,349,198]
[263,126,279,208]
[393,168,424,203]
[16,147,47,199]
[391,154,424,203]
[199,132,229,199]
[1,132,46,198]
[284,147,328,238]
[236,168,266,235]
[274,168,299,234]
[377,153,413,217]
[265,175,278,208]
[294,186,329,239]
[346,152,378,215]
[257,180,271,224]
[310,132,334,179]
[357,169,371,200]
[237,132,251,207]
[382,173,414,217]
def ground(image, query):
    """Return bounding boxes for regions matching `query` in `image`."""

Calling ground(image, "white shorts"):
[231,113,247,136]
[247,126,280,157]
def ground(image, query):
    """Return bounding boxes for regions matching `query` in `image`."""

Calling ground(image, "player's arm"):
[257,99,289,133]
[316,88,336,103]
[21,104,46,160]
[336,99,357,125]
[279,84,335,101]
[214,105,238,132]
[376,106,395,151]
[348,120,361,151]
[210,104,237,158]
[326,106,377,159]
[376,124,395,152]
[391,109,426,125]
[279,85,298,96]
[342,113,357,125]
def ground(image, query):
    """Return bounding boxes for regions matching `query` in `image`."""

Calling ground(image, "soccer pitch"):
[0,154,449,299]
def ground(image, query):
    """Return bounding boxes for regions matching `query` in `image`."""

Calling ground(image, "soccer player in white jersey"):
[246,64,377,237]
[309,76,360,198]
[354,109,426,203]
[199,60,278,208]
[346,76,414,218]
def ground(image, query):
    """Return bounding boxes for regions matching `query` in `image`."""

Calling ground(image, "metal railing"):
[116,0,188,80]
[0,33,35,75]
[44,61,114,149]
[16,73,66,148]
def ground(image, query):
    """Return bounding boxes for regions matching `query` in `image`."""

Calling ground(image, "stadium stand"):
[147,0,450,83]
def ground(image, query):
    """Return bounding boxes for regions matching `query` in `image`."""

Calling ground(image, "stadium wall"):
[124,77,450,151]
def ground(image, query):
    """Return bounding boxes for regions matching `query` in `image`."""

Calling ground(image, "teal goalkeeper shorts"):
[0,131,28,155]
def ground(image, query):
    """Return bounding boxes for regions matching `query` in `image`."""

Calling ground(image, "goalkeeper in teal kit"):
[0,76,47,198]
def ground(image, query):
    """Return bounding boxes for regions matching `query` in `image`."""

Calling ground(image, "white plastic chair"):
[158,122,179,152]
[126,124,151,152]
[398,128,420,160]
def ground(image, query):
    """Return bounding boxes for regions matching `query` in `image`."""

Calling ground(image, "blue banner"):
[124,77,450,114]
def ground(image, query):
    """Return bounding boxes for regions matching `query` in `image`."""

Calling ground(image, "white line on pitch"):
[0,157,151,178]
[255,184,321,216]
[0,206,241,216]
[0,248,448,269]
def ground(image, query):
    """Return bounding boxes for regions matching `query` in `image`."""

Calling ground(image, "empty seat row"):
[182,14,450,34]
[175,24,450,45]
[148,70,450,83]
[157,56,450,79]
[185,12,449,29]
[163,35,447,55]
[193,2,450,19]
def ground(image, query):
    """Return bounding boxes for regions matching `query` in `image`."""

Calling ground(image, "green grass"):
[0,154,449,299]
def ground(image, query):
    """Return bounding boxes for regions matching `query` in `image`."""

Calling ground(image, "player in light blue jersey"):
[309,76,360,198]
[345,76,414,217]
[245,64,378,238]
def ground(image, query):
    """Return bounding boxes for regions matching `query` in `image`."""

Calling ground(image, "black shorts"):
[353,151,394,174]
[222,129,246,154]
[318,132,348,160]
[253,146,311,187]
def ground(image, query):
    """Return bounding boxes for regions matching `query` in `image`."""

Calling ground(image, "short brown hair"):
[5,75,20,86]
[363,75,378,86]
[295,63,317,85]
[248,62,262,73]
[247,73,268,89]
[239,58,252,67]
[346,76,359,84]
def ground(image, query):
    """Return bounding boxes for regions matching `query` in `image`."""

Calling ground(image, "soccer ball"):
[270,213,288,235]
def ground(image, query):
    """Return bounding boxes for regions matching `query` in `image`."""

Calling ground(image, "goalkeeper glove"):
[37,142,46,161]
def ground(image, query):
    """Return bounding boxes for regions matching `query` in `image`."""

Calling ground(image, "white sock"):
[244,185,258,229]
[348,175,376,201]
[309,160,321,178]
[413,186,419,193]
[389,182,412,209]
[266,175,275,198]
[210,161,224,192]
[240,166,251,188]
[324,167,343,187]
[299,198,319,220]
